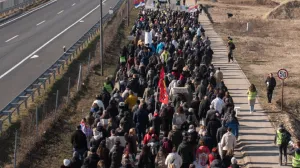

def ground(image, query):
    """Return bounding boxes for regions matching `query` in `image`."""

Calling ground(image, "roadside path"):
[194,1,289,167]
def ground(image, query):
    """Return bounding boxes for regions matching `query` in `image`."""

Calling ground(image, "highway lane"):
[0,0,120,109]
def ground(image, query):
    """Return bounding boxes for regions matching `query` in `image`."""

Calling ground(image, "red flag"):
[158,67,169,104]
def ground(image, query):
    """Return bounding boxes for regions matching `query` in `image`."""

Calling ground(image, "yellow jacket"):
[125,94,138,110]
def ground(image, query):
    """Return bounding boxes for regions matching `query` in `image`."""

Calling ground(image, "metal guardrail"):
[0,0,125,133]
[0,0,35,16]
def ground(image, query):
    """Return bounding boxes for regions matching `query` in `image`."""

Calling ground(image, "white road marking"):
[0,4,101,79]
[0,0,57,28]
[5,35,19,42]
[102,0,107,3]
[36,20,46,26]
[30,55,39,59]
[79,20,84,22]
[72,3,76,6]
[57,10,64,14]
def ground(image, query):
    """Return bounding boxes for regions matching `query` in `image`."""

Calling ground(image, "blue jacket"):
[226,121,239,138]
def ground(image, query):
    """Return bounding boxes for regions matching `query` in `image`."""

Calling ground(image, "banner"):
[188,5,198,13]
[134,0,145,8]
[158,67,169,104]
[144,31,152,45]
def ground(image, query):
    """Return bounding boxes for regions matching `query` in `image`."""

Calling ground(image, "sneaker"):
[250,111,253,114]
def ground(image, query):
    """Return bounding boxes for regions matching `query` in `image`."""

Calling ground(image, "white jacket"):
[165,152,183,168]
[92,100,105,110]
[221,132,237,151]
[211,97,224,114]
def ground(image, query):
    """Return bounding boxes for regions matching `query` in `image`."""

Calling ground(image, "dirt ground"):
[200,0,300,139]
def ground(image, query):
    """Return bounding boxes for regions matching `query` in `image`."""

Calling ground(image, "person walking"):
[71,125,88,160]
[265,73,276,103]
[220,128,237,158]
[289,141,300,168]
[215,68,223,89]
[246,84,257,113]
[165,147,183,168]
[227,37,235,63]
[274,124,291,166]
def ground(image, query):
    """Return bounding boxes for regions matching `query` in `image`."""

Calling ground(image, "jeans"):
[267,89,274,103]
[74,148,87,160]
[278,144,287,165]
[250,105,254,112]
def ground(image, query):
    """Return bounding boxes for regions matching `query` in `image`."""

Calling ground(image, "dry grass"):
[202,0,300,139]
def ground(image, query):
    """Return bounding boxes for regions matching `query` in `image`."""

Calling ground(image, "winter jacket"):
[265,77,276,90]
[83,153,100,168]
[205,109,217,126]
[133,108,149,130]
[210,159,225,168]
[207,118,221,146]
[177,140,194,164]
[138,153,152,168]
[125,94,138,110]
[70,157,82,168]
[214,70,223,83]
[216,126,227,143]
[226,119,239,138]
[109,145,124,168]
[220,132,237,151]
[106,104,119,118]
[172,113,186,127]
[198,99,210,120]
[165,152,183,168]
[71,130,87,150]
[90,133,102,149]
[168,129,183,149]
[152,116,162,136]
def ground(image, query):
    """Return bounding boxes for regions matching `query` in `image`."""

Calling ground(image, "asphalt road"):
[0,0,120,109]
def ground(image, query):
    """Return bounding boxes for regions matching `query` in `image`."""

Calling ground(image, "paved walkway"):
[194,2,290,168]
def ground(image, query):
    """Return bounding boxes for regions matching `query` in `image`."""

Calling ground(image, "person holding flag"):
[158,67,169,105]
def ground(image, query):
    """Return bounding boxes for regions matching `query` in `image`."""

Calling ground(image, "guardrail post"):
[63,46,66,53]
[36,106,38,135]
[8,113,12,124]
[77,64,82,92]
[14,130,18,168]
[0,120,2,134]
[87,53,91,75]
[55,90,59,113]
[66,77,71,105]
[16,106,20,115]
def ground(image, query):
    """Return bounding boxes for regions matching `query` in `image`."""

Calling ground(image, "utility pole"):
[100,0,104,76]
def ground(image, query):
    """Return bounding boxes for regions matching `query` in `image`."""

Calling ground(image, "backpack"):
[230,43,236,50]
[282,131,291,145]
[148,142,158,156]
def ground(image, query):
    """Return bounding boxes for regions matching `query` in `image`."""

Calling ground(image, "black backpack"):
[231,43,236,50]
[282,131,291,145]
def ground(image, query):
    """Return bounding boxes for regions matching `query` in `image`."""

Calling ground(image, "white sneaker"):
[250,111,253,114]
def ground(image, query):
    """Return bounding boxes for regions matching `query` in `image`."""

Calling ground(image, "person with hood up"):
[172,106,187,128]
[274,123,291,166]
[207,115,221,147]
[220,128,237,157]
[70,151,82,168]
[109,138,124,168]
[177,134,195,168]
[82,147,100,168]
[71,125,88,160]
[165,147,183,168]
[168,125,183,149]
[152,111,162,137]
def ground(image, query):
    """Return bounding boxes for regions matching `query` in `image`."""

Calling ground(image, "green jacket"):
[247,90,257,100]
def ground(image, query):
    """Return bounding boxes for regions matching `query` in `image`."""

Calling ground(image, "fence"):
[0,0,131,133]
[2,0,133,166]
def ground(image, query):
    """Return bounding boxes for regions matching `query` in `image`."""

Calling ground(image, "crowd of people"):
[59,5,260,168]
